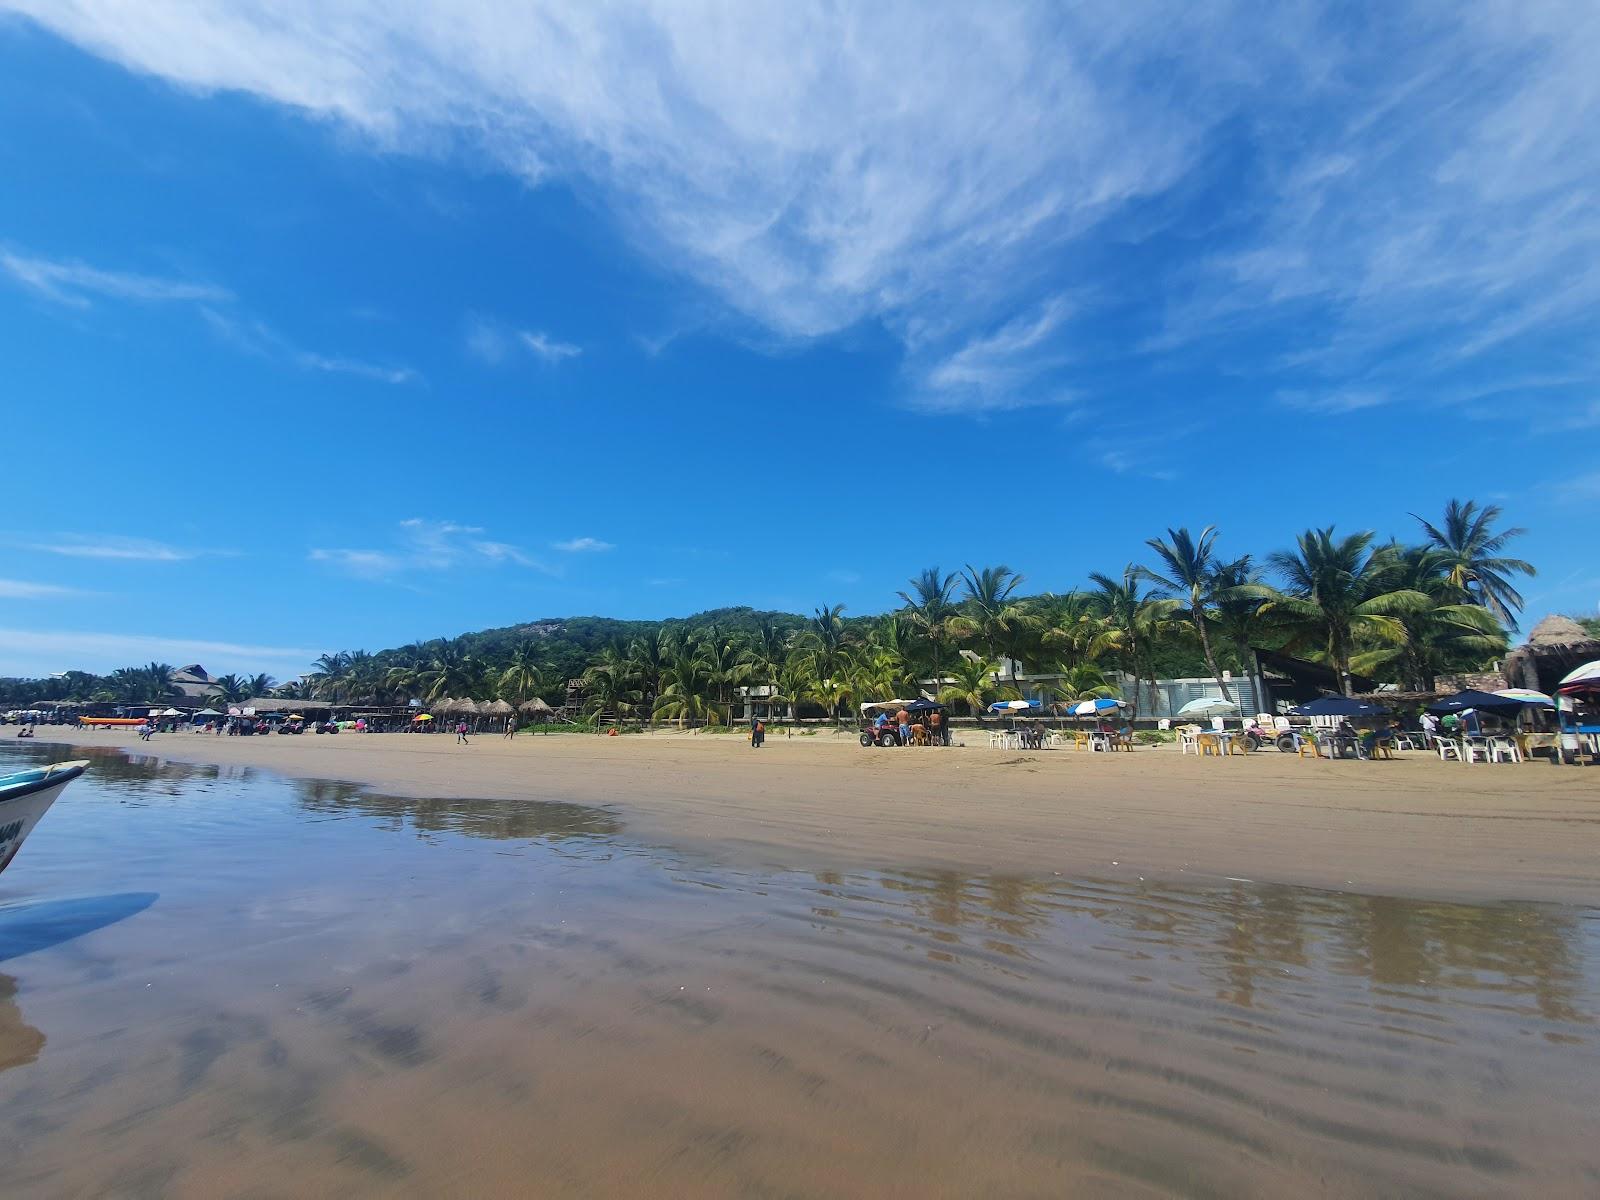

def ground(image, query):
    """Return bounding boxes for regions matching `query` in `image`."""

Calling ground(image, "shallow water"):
[0,743,1595,1198]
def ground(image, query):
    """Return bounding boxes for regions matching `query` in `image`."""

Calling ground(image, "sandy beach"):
[30,728,1599,905]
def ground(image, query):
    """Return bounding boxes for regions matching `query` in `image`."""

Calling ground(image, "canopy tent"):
[905,699,945,713]
[1175,697,1239,720]
[1290,696,1390,718]
[194,708,223,717]
[1426,689,1524,716]
[160,708,182,716]
[860,699,917,714]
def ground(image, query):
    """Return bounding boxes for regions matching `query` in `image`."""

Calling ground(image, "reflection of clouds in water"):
[0,974,43,1073]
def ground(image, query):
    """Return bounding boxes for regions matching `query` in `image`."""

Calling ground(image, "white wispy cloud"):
[8,2,1599,414]
[1275,389,1390,415]
[0,246,230,308]
[1553,472,1600,502]
[0,627,315,678]
[0,578,86,599]
[552,537,613,553]
[201,308,419,384]
[311,517,552,578]
[20,534,214,562]
[465,315,581,365]
[519,330,581,363]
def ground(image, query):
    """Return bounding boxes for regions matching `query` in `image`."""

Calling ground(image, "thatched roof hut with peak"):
[1504,615,1600,693]
[484,699,513,715]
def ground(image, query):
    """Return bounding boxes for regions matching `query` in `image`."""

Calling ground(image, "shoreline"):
[19,728,1600,906]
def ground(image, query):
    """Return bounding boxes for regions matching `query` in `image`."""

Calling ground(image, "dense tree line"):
[3,501,1548,722]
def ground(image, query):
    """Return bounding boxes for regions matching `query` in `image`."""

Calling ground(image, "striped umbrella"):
[1493,688,1555,707]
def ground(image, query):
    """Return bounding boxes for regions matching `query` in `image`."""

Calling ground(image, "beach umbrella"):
[1290,696,1390,718]
[1493,688,1555,707]
[1069,697,1124,716]
[1175,697,1239,720]
[988,699,1039,712]
[412,713,433,722]
[1426,689,1523,716]
[1556,660,1600,693]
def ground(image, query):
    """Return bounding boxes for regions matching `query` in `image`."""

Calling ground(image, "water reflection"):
[0,974,43,1073]
[293,779,622,842]
[0,741,1595,1196]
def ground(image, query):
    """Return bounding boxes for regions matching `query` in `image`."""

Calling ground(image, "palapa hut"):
[1503,616,1600,694]
[519,697,554,721]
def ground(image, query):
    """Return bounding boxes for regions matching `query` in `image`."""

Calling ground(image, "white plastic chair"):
[1210,716,1227,732]
[1436,738,1463,762]
[988,730,1007,749]
[1178,728,1200,756]
[1464,739,1491,764]
[1489,736,1521,763]
[1157,719,1171,731]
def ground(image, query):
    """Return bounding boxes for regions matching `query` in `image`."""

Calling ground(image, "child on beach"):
[456,721,470,745]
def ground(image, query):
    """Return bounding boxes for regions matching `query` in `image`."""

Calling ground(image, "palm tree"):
[654,653,717,729]
[1384,544,1510,691]
[694,626,750,723]
[740,620,791,721]
[417,638,481,702]
[626,627,676,715]
[583,645,639,727]
[1412,499,1535,624]
[937,656,1016,718]
[1140,526,1231,701]
[951,565,1038,696]
[206,673,249,706]
[802,667,855,730]
[804,603,851,682]
[1086,568,1178,718]
[897,567,961,689]
[1267,528,1430,693]
[140,662,177,703]
[243,673,276,699]
[498,641,548,706]
[1206,556,1280,714]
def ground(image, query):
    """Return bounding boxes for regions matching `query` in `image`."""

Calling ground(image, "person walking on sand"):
[504,715,516,740]
[751,718,765,748]
[456,720,470,745]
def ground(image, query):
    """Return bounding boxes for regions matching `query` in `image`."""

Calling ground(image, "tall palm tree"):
[1267,528,1430,694]
[1412,499,1535,624]
[418,638,481,702]
[1206,556,1280,714]
[740,620,791,719]
[1384,544,1510,691]
[626,627,675,714]
[951,565,1038,696]
[1086,568,1178,718]
[897,567,961,689]
[1140,525,1231,701]
[804,603,851,683]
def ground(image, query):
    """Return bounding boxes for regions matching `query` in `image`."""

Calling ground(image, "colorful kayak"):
[0,760,87,876]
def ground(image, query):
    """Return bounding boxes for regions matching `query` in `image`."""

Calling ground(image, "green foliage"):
[0,501,1532,713]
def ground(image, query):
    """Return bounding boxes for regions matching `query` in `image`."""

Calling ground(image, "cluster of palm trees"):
[1,500,1536,723]
[0,664,277,707]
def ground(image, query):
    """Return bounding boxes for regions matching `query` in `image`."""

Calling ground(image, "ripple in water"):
[0,741,1594,1197]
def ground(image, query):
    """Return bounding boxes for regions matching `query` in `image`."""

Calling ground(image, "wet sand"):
[0,741,1596,1198]
[29,728,1600,904]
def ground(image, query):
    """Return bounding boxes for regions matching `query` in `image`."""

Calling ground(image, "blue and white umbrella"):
[1069,697,1125,716]
[988,699,1040,712]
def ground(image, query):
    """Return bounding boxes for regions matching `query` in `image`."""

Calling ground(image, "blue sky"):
[1,3,1595,681]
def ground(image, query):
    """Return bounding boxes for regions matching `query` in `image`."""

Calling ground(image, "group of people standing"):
[871,706,949,746]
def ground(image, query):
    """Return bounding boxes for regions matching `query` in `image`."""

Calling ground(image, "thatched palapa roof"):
[519,697,554,715]
[484,699,513,715]
[1526,615,1594,648]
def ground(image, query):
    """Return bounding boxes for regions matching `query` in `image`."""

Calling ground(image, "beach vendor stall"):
[1554,660,1600,765]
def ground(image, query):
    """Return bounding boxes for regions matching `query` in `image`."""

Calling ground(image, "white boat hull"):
[0,761,86,877]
